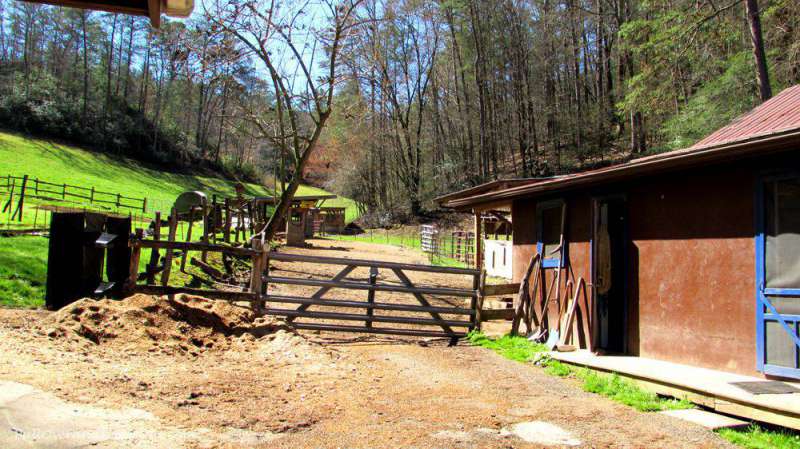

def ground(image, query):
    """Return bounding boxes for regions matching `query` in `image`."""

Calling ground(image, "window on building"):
[537,200,565,268]
[765,177,800,290]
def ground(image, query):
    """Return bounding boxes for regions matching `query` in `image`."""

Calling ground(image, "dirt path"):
[0,239,732,448]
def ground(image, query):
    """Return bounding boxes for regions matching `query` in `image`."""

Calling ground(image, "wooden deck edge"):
[555,358,800,431]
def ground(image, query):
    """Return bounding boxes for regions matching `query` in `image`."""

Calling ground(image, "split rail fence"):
[1,174,149,229]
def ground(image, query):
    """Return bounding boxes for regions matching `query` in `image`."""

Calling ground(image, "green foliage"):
[467,332,692,413]
[658,52,757,150]
[578,369,692,412]
[543,358,573,377]
[0,236,48,308]
[718,424,800,449]
[466,331,547,362]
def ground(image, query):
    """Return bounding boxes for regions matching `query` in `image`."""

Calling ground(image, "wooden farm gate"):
[263,252,481,339]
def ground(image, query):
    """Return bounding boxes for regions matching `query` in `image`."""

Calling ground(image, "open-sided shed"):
[439,84,800,382]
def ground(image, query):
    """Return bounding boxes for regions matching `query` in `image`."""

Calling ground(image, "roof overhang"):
[19,0,194,28]
[440,128,800,210]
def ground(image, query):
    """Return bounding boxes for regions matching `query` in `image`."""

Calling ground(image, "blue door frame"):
[756,173,800,379]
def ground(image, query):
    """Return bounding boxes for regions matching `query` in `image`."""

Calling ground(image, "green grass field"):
[0,131,359,225]
[0,130,359,308]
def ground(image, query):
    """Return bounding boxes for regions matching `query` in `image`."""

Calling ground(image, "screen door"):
[757,174,800,378]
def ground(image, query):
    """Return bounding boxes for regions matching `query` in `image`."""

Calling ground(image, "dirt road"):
[0,239,732,448]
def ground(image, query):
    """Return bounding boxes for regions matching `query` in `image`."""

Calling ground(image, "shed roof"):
[438,85,800,210]
[20,0,194,28]
[692,84,800,149]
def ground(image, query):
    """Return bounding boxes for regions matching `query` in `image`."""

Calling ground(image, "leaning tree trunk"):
[258,112,332,243]
[745,0,772,102]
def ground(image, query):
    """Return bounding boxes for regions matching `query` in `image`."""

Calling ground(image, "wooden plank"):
[135,284,257,301]
[265,275,477,298]
[391,268,455,335]
[267,252,480,276]
[135,239,259,257]
[480,308,514,321]
[264,295,475,315]
[289,323,465,339]
[265,308,472,327]
[512,254,540,336]
[189,257,223,280]
[286,264,357,322]
[483,283,521,296]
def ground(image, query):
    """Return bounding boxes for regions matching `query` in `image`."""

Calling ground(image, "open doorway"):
[593,197,628,353]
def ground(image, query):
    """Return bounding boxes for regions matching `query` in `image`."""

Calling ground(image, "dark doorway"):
[594,197,628,353]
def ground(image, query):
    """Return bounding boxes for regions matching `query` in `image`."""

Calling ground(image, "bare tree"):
[207,0,362,241]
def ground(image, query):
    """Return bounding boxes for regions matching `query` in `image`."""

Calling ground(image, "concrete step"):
[660,409,749,430]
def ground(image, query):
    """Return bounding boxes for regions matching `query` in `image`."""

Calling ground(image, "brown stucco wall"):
[510,161,762,376]
[628,166,755,374]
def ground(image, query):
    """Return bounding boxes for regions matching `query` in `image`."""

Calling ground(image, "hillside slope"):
[0,131,358,221]
[0,131,359,308]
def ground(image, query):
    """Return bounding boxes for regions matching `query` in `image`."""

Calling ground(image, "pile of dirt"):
[42,294,292,355]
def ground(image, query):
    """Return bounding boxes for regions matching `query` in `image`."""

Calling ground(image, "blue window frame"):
[536,200,566,269]
[756,172,800,379]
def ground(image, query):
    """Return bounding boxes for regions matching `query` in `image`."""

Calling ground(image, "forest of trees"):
[0,0,273,180]
[0,0,798,221]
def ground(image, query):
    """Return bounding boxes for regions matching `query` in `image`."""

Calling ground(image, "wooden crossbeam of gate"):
[285,264,356,322]
[263,251,481,339]
[390,268,455,336]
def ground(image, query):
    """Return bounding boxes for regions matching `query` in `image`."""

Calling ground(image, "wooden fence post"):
[146,211,161,284]
[201,205,210,262]
[249,237,264,312]
[62,183,66,199]
[2,178,15,214]
[160,208,178,286]
[472,271,486,331]
[142,198,147,213]
[126,228,144,293]
[12,175,27,221]
[223,200,231,243]
[90,186,95,204]
[180,208,195,272]
[366,266,378,328]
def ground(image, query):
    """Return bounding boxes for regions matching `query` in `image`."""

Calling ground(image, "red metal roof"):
[692,85,800,149]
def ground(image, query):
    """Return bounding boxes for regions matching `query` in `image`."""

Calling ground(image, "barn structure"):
[438,85,800,416]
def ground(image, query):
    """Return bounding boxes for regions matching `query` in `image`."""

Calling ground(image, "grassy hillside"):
[0,131,358,222]
[0,131,359,308]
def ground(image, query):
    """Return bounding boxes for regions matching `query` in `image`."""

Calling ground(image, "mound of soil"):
[43,294,291,355]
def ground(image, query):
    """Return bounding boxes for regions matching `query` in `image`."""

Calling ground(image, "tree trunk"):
[745,0,772,102]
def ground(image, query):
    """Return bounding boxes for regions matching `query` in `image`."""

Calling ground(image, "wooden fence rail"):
[263,251,481,340]
[127,230,482,340]
[1,174,148,213]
